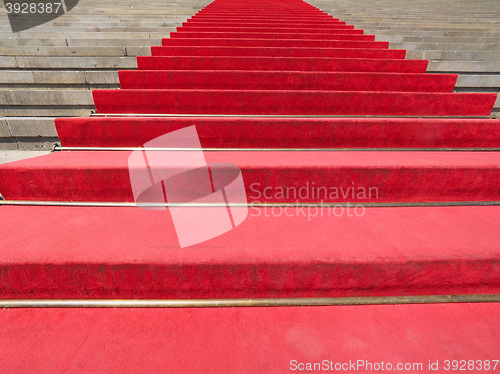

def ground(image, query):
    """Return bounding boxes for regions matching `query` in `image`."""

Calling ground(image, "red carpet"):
[119,71,458,91]
[93,89,495,115]
[0,205,498,298]
[0,304,499,373]
[56,117,500,148]
[137,56,422,71]
[0,0,499,367]
[170,31,376,40]
[1,150,499,202]
[151,45,406,58]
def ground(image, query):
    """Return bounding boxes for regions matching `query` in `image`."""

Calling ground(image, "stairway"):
[0,0,499,370]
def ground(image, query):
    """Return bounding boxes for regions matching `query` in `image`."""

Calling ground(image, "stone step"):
[0,71,119,87]
[382,35,500,43]
[0,150,51,163]
[0,38,161,47]
[389,42,500,52]
[14,32,171,39]
[405,50,500,62]
[0,46,128,57]
[0,90,94,117]
[0,56,137,69]
[427,61,500,73]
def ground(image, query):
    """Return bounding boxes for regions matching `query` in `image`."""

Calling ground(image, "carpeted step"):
[151,45,404,58]
[118,70,457,92]
[170,32,376,41]
[140,56,419,72]
[151,46,406,58]
[161,38,388,48]
[176,26,360,33]
[180,22,351,29]
[187,17,344,23]
[54,117,500,148]
[92,89,495,116]
[0,205,498,298]
[0,150,498,203]
[1,304,498,372]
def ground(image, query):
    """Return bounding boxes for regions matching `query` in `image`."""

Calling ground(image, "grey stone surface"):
[16,138,60,151]
[0,46,127,57]
[0,139,19,151]
[12,56,138,69]
[7,118,58,137]
[427,61,500,73]
[0,71,86,85]
[0,119,12,137]
[0,150,51,164]
[0,90,93,106]
[84,71,121,85]
[456,75,500,88]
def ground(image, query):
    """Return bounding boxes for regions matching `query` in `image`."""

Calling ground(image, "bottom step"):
[0,303,498,372]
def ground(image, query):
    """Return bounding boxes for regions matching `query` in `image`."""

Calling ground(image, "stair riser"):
[177,26,359,33]
[138,56,424,72]
[92,90,495,116]
[161,38,389,48]
[118,71,457,92]
[1,153,498,203]
[151,46,405,58]
[170,32,375,41]
[54,117,500,148]
[181,22,348,28]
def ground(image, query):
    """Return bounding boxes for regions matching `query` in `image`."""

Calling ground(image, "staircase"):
[0,0,499,370]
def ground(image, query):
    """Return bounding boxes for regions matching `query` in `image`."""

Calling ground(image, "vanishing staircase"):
[0,0,499,371]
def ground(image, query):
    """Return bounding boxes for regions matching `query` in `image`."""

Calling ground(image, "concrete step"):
[389,42,500,52]
[0,56,137,69]
[0,38,161,47]
[0,71,119,88]
[427,61,500,73]
[0,89,94,117]
[382,35,500,44]
[0,46,128,57]
[0,150,51,163]
[405,50,500,62]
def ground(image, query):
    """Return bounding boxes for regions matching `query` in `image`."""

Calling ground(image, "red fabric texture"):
[0,205,498,298]
[1,0,499,301]
[1,150,499,202]
[161,38,390,48]
[93,89,495,115]
[0,304,499,373]
[151,46,406,58]
[55,117,500,148]
[118,71,457,91]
